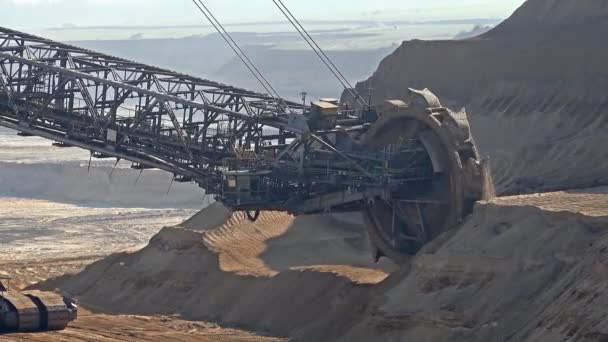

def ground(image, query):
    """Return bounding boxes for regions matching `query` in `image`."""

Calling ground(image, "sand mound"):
[347,0,608,195]
[307,188,608,341]
[31,188,608,341]
[202,210,393,278]
[34,188,608,340]
[179,201,232,231]
[37,205,392,338]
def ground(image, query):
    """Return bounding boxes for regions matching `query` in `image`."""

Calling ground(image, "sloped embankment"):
[38,206,392,338]
[38,188,608,341]
[325,188,608,342]
[347,0,608,195]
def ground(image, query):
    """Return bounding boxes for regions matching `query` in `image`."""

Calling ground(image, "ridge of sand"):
[179,201,232,231]
[309,187,608,342]
[492,186,608,217]
[32,187,608,341]
[36,206,392,338]
[201,210,392,281]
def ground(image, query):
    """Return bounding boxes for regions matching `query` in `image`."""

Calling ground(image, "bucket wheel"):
[362,88,489,263]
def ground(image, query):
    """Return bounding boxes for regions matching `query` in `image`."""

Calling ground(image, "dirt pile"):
[179,201,232,231]
[37,206,392,338]
[325,188,608,341]
[38,188,608,341]
[347,0,608,195]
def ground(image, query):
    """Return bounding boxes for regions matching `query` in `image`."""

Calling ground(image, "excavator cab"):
[222,170,272,208]
[308,99,339,130]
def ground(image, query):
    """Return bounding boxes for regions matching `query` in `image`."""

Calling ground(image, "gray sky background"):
[1,0,526,29]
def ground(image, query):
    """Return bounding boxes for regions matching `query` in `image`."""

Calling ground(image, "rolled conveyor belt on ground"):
[0,287,77,332]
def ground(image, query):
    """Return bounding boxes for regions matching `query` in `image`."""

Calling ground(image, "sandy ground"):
[201,210,392,282]
[0,197,195,289]
[492,186,608,216]
[0,199,390,340]
[335,187,608,341]
[24,186,608,341]
[0,198,195,262]
[29,204,392,340]
[0,199,286,341]
[0,309,283,342]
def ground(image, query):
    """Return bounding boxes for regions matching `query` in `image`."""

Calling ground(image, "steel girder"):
[0,26,302,183]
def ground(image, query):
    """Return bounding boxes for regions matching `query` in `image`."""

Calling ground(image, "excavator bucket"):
[361,89,492,262]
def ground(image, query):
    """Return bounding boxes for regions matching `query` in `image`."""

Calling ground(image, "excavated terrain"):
[328,188,608,341]
[29,187,608,341]
[3,1,607,341]
[35,208,393,339]
[347,0,608,195]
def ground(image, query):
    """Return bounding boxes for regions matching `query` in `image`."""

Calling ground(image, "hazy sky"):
[1,0,526,29]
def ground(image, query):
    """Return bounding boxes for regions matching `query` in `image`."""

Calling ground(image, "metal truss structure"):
[0,26,303,183]
[0,27,487,261]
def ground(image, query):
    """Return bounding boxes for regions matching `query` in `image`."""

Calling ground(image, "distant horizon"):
[2,0,526,32]
[44,18,502,31]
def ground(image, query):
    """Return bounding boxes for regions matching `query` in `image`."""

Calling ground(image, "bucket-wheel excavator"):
[0,29,489,263]
[0,4,491,329]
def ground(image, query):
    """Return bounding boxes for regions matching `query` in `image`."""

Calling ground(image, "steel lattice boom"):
[0,27,488,261]
[0,27,303,181]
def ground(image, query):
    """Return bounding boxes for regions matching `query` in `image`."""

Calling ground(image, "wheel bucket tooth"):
[360,89,490,263]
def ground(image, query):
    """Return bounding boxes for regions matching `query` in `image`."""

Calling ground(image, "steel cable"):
[191,0,292,112]
[271,0,368,107]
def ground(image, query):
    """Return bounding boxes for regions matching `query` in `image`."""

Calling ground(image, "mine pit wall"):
[345,0,608,195]
[331,199,608,342]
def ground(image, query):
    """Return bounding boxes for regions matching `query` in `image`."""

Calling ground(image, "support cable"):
[191,0,292,113]
[271,0,368,108]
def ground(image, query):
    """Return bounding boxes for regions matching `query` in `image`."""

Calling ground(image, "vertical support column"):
[55,53,67,111]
